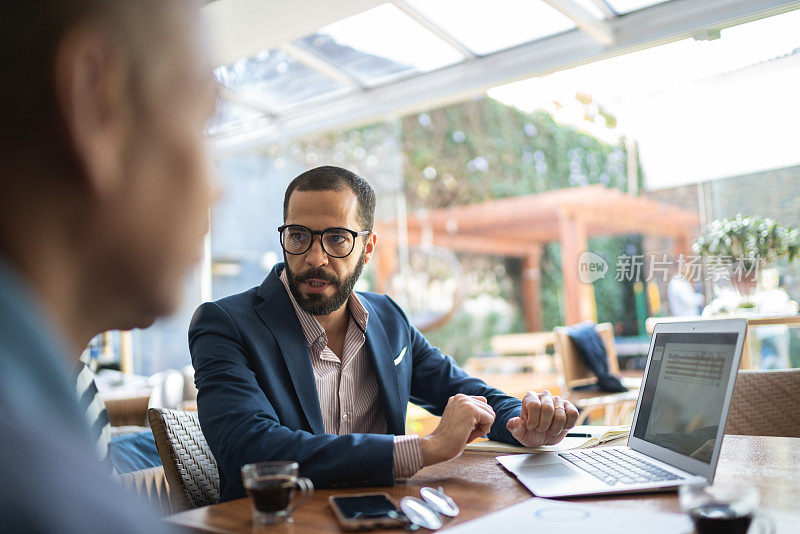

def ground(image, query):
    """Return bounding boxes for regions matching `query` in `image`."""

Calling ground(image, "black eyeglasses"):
[278,224,370,258]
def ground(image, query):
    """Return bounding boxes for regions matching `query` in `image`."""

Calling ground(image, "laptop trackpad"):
[520,463,577,478]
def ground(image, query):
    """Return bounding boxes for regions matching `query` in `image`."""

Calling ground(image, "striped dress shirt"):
[279,270,422,478]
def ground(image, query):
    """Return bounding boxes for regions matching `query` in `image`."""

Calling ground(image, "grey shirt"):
[0,258,174,533]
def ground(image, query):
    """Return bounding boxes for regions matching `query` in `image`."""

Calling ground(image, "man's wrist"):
[420,434,447,466]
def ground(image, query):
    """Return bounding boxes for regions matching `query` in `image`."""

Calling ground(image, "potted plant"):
[693,215,800,300]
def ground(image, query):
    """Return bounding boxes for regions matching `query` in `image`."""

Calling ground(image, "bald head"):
[0,0,218,346]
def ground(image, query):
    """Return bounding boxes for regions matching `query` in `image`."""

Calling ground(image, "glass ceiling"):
[301,3,463,86]
[214,49,349,113]
[205,0,787,142]
[403,0,577,55]
[205,96,263,138]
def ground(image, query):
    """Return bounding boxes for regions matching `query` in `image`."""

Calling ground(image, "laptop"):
[498,318,747,498]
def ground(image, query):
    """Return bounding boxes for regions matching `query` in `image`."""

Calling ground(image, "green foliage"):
[590,236,641,334]
[401,98,635,211]
[538,237,640,334]
[399,97,640,345]
[694,214,800,269]
[540,243,564,330]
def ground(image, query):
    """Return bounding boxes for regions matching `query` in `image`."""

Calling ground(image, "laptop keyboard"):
[558,449,685,486]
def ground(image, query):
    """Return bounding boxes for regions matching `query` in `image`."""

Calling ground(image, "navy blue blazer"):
[190,263,523,501]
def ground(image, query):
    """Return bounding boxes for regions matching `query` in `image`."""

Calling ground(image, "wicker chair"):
[725,369,800,437]
[147,407,220,512]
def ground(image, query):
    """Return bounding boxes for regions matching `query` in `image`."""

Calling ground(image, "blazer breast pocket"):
[393,346,407,366]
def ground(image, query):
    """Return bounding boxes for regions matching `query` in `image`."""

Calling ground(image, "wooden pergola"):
[374,185,700,330]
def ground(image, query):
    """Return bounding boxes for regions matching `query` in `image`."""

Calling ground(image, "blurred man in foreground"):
[0,0,216,531]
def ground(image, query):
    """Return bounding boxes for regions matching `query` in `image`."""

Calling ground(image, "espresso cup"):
[679,484,774,534]
[241,461,313,525]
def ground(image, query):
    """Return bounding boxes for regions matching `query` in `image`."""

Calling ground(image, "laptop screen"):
[632,331,739,463]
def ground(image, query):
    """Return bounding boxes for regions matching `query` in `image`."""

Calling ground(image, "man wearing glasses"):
[190,166,579,502]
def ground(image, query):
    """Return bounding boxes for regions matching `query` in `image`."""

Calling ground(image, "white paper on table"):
[443,497,693,533]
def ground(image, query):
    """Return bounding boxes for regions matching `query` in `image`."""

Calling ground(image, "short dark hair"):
[283,166,376,231]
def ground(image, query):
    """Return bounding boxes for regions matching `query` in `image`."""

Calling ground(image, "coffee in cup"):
[241,461,313,524]
[679,484,773,534]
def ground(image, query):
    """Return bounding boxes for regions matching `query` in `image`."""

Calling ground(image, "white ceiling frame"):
[391,0,476,59]
[542,0,615,45]
[212,0,800,155]
[215,82,277,118]
[279,42,364,91]
[590,0,619,19]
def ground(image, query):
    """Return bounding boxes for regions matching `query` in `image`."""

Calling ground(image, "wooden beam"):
[453,223,562,242]
[374,232,397,294]
[406,186,604,234]
[522,245,544,332]
[674,231,693,259]
[402,186,701,240]
[409,232,532,257]
[576,200,700,238]
[558,209,596,325]
[567,193,700,228]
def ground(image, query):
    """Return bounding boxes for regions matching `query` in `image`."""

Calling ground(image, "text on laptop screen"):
[632,332,738,463]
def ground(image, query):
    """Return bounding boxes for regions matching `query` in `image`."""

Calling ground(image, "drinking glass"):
[241,461,313,525]
[679,484,774,534]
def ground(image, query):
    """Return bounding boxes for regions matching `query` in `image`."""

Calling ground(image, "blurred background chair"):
[553,322,640,425]
[725,369,800,437]
[148,407,220,512]
[147,370,185,413]
[181,364,199,405]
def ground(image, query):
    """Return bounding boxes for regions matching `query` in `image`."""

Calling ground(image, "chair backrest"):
[147,407,220,512]
[725,369,800,437]
[553,323,620,392]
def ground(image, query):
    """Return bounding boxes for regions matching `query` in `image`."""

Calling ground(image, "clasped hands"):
[420,391,579,466]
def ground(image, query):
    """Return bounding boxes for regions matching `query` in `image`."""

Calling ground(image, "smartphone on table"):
[329,492,405,530]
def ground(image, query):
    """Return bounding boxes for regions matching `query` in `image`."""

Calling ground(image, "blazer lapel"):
[362,298,405,435]
[254,264,324,434]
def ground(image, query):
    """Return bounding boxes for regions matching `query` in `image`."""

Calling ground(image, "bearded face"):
[284,247,365,315]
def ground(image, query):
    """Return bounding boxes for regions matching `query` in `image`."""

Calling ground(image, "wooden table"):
[167,435,800,533]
